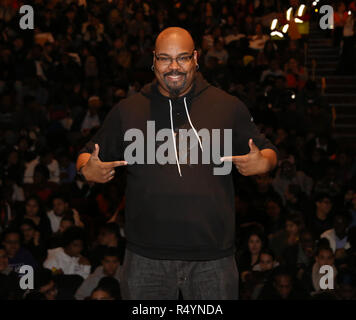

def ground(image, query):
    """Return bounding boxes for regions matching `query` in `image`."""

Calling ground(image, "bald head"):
[153,27,198,99]
[155,27,195,52]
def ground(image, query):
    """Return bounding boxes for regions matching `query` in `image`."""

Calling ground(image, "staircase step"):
[307,59,338,67]
[335,123,356,128]
[308,66,338,71]
[323,87,356,93]
[332,104,356,115]
[332,126,356,134]
[308,54,339,60]
[308,42,333,47]
[332,133,356,139]
[308,47,339,51]
[326,94,356,103]
[316,76,356,85]
[317,84,356,88]
[317,69,338,76]
[335,117,356,125]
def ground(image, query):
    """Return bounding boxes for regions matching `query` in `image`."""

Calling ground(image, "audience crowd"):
[0,0,356,300]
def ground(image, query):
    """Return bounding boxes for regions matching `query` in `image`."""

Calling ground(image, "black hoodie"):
[79,72,278,260]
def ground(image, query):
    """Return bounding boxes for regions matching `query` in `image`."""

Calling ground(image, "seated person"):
[282,230,316,278]
[248,23,270,51]
[320,213,351,255]
[48,215,75,249]
[75,247,121,300]
[310,245,338,295]
[269,212,305,261]
[1,228,38,274]
[87,223,125,272]
[43,226,91,279]
[249,249,280,300]
[258,267,309,300]
[0,245,24,300]
[89,277,121,300]
[19,219,47,264]
[31,268,58,300]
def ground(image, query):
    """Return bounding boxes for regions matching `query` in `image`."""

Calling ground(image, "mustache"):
[164,71,186,77]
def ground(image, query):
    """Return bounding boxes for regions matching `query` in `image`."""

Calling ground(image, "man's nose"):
[169,58,180,70]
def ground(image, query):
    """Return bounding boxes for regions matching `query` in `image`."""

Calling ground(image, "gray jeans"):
[120,249,239,300]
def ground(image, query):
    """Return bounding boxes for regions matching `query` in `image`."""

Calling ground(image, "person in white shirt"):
[80,96,102,136]
[43,226,91,279]
[224,25,246,45]
[320,214,351,253]
[248,23,270,51]
[47,194,69,233]
[47,193,85,234]
[23,149,60,184]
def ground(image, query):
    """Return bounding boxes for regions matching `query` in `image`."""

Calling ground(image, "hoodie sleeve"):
[78,104,125,162]
[233,99,279,158]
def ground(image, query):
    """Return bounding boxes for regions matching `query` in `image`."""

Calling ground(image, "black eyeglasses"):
[154,51,195,66]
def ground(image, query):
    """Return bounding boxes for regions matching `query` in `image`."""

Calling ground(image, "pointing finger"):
[220,155,248,163]
[101,160,128,168]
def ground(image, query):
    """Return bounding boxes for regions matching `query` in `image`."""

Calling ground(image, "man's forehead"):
[155,28,194,53]
[155,42,194,55]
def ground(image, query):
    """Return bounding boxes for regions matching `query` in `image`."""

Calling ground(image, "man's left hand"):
[220,139,272,176]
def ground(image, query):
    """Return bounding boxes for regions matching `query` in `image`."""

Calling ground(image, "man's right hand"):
[81,144,127,183]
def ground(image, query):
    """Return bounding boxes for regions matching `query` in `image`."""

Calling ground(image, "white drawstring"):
[169,99,182,177]
[183,97,203,152]
[169,97,203,177]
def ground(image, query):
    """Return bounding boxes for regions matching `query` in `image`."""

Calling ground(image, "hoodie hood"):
[140,72,211,177]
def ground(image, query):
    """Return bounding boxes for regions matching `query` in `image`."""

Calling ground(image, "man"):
[76,27,278,299]
[71,96,105,137]
[47,193,84,233]
[1,228,38,274]
[87,223,125,272]
[307,193,334,238]
[258,267,308,300]
[320,213,351,255]
[75,247,121,300]
[43,226,91,279]
[47,193,70,233]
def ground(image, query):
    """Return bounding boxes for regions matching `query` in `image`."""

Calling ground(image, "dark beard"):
[169,87,182,99]
[164,71,187,99]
